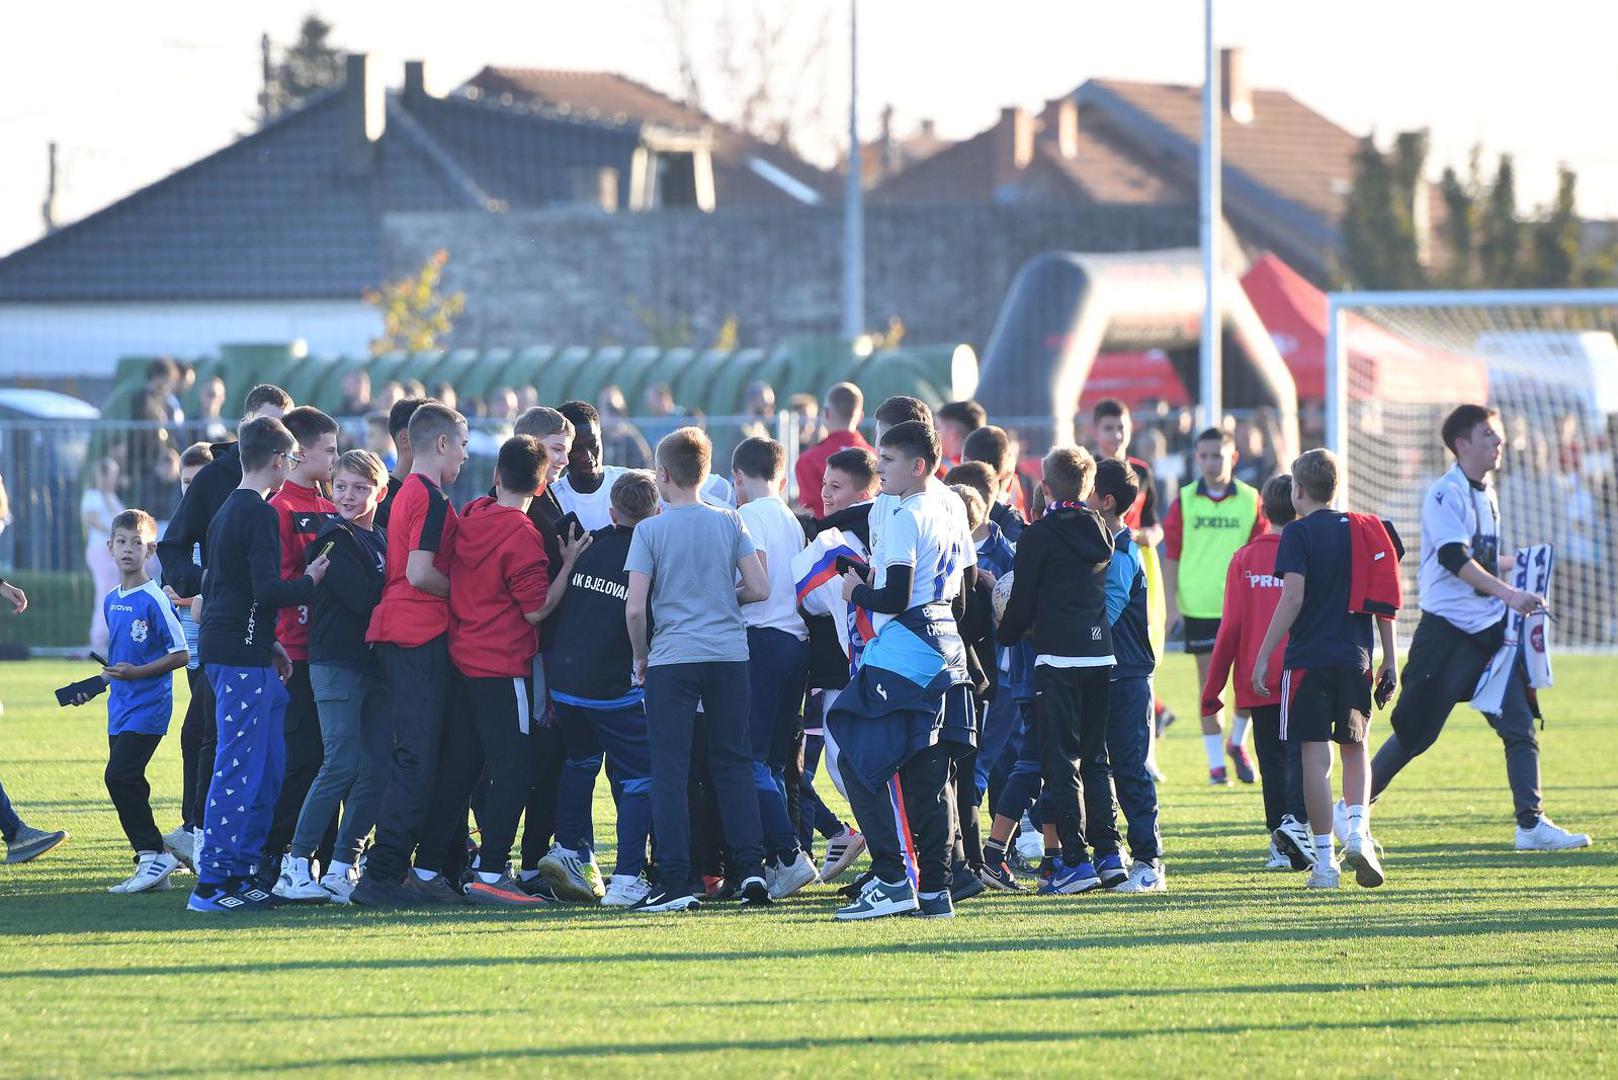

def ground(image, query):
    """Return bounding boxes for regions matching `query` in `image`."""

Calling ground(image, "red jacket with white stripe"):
[1201,532,1288,715]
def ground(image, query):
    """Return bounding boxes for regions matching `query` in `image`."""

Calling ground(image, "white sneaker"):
[1145,758,1166,783]
[111,851,180,894]
[1515,817,1593,851]
[1305,863,1341,889]
[601,874,652,907]
[320,864,358,905]
[1341,836,1386,888]
[819,826,866,881]
[768,850,820,899]
[1332,800,1385,858]
[1014,820,1044,863]
[162,826,196,872]
[1265,841,1293,870]
[1113,859,1166,893]
[192,828,204,873]
[274,855,329,902]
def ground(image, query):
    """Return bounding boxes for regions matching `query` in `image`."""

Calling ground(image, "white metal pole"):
[842,0,865,340]
[1324,294,1348,505]
[1199,0,1222,431]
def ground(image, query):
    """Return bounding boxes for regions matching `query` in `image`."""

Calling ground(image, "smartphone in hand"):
[1374,669,1396,709]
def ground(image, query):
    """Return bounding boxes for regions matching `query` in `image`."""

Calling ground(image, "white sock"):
[476,870,501,885]
[412,867,436,882]
[327,860,352,879]
[519,867,541,882]
[1346,804,1369,840]
[1229,714,1251,748]
[1203,734,1225,770]
[1313,834,1334,865]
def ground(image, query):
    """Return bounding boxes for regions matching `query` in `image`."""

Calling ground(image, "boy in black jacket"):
[280,450,391,904]
[996,446,1121,895]
[187,416,330,913]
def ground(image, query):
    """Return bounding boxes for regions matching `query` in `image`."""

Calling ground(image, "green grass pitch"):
[1,655,1614,1077]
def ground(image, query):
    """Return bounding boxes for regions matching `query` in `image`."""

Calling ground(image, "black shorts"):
[1183,616,1221,656]
[1281,667,1371,745]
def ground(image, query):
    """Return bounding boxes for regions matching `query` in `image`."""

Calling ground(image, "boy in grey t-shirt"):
[626,427,772,912]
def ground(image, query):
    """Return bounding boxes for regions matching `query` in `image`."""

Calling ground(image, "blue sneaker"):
[1096,853,1128,889]
[1040,859,1102,895]
[186,882,249,913]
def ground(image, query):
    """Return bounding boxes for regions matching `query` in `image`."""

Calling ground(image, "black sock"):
[984,838,1007,865]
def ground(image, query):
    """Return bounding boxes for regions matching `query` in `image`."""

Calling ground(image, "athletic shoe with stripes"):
[109,851,180,894]
[977,859,1024,892]
[186,882,249,913]
[819,826,866,881]
[1272,815,1315,871]
[466,871,550,907]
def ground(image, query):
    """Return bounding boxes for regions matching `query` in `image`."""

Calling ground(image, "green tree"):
[365,250,466,355]
[266,15,344,118]
[1529,166,1581,287]
[1477,154,1521,287]
[1341,132,1427,289]
[1437,147,1483,287]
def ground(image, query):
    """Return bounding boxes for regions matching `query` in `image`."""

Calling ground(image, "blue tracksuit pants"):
[199,665,288,885]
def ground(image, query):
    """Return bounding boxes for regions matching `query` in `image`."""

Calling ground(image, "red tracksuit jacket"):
[1201,531,1288,715]
[447,496,550,679]
[268,480,335,662]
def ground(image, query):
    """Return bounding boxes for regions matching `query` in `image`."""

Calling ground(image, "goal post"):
[1325,288,1618,650]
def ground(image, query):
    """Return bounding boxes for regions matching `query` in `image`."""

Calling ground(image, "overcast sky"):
[3,0,1615,259]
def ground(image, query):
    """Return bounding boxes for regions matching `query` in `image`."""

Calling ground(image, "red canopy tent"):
[1077,349,1191,411]
[1240,254,1488,402]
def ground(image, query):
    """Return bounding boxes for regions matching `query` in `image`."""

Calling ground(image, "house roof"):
[868,108,1183,206]
[0,69,654,303]
[463,67,839,207]
[1077,79,1357,274]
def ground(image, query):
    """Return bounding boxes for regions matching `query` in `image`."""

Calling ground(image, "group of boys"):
[37,375,1593,909]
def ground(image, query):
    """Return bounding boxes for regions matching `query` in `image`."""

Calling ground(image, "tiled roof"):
[464,67,839,206]
[0,75,655,302]
[868,109,1184,206]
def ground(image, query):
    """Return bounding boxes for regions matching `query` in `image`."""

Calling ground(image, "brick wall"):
[383,204,1198,352]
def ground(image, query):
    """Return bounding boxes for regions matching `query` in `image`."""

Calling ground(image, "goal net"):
[1326,289,1618,650]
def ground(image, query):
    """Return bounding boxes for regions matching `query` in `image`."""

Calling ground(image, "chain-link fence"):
[0,412,805,652]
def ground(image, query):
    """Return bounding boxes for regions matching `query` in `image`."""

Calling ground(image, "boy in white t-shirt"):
[552,402,629,532]
[732,437,820,898]
[830,420,974,920]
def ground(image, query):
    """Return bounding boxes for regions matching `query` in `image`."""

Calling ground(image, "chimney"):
[879,104,900,178]
[919,118,936,140]
[1220,47,1253,123]
[403,59,427,102]
[340,53,384,177]
[991,106,1035,195]
[1040,97,1078,159]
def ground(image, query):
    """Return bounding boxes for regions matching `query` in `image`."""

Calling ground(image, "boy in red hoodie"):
[262,406,338,895]
[1201,475,1312,871]
[414,435,554,906]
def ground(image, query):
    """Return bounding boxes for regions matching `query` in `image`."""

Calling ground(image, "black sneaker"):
[950,865,986,903]
[630,884,703,913]
[910,890,955,919]
[350,872,410,909]
[228,876,280,909]
[738,875,772,908]
[516,873,559,901]
[838,869,876,902]
[977,860,1024,892]
[401,872,467,906]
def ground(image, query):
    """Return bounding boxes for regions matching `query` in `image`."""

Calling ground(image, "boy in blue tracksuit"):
[188,417,330,912]
[1095,459,1165,892]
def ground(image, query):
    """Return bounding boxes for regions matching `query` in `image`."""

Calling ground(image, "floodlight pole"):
[842,0,865,341]
[1199,0,1223,431]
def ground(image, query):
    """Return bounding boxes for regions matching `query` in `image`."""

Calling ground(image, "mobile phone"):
[317,541,335,561]
[55,676,108,707]
[557,512,584,541]
[835,554,867,578]
[1374,668,1396,709]
[90,651,109,668]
